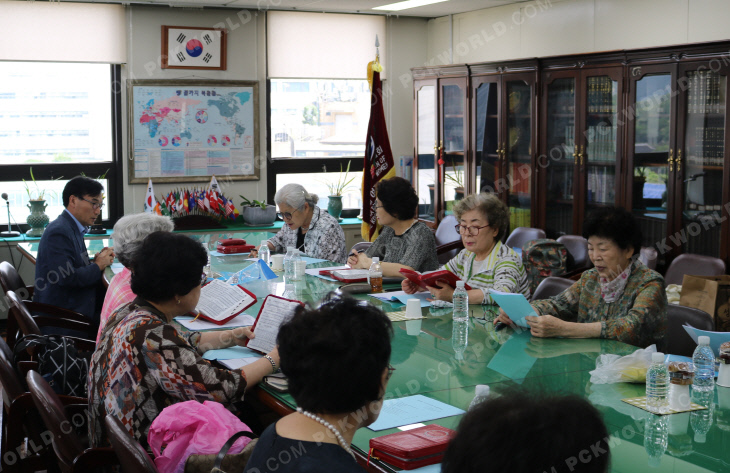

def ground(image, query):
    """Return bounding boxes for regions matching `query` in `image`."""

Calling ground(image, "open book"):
[399,269,472,291]
[194,279,257,325]
[246,295,304,354]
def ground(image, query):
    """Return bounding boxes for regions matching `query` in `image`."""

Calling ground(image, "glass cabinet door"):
[628,69,674,250]
[441,81,466,217]
[415,83,436,222]
[543,76,576,237]
[582,73,620,215]
[473,78,500,195]
[679,66,727,257]
[504,78,533,230]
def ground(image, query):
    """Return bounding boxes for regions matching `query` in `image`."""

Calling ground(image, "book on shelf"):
[245,295,304,354]
[194,279,257,325]
[399,269,472,291]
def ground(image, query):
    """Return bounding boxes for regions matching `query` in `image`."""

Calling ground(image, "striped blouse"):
[443,241,530,304]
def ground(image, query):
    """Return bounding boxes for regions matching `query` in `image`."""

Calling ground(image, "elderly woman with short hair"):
[402,193,529,304]
[96,212,175,342]
[251,183,346,263]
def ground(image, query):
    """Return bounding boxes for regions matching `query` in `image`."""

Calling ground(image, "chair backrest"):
[556,235,590,270]
[435,215,462,264]
[505,227,546,251]
[6,290,43,337]
[664,253,726,286]
[639,247,658,270]
[105,415,159,473]
[666,305,714,356]
[0,336,25,408]
[0,261,27,297]
[26,370,85,470]
[350,241,372,255]
[531,277,574,302]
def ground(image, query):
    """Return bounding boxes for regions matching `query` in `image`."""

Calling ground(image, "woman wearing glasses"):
[251,183,347,263]
[246,296,393,472]
[402,193,529,303]
[89,232,280,450]
[348,177,439,276]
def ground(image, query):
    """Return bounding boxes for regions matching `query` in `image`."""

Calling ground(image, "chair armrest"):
[436,240,463,254]
[25,285,34,299]
[73,447,118,470]
[23,301,91,324]
[16,360,39,377]
[32,316,93,336]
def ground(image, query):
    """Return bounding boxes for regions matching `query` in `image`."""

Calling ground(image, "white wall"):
[121,7,429,213]
[428,0,730,65]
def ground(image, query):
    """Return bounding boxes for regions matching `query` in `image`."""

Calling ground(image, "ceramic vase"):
[327,195,343,220]
[26,200,49,237]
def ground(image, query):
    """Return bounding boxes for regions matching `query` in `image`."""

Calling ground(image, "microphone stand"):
[1,200,20,238]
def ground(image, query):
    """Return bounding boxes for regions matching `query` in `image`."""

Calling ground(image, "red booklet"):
[321,269,370,283]
[216,238,255,254]
[369,424,456,470]
[245,295,305,354]
[399,269,472,291]
[193,279,257,325]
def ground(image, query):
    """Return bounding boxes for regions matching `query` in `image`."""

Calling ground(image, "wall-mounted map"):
[128,80,259,183]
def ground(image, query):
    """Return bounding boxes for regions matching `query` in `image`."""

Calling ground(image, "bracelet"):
[264,354,278,373]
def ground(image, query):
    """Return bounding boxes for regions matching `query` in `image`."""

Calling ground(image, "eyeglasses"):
[279,208,299,220]
[455,224,490,236]
[79,196,104,210]
[386,364,396,381]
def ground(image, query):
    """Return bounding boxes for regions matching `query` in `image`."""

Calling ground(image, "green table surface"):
[22,233,730,472]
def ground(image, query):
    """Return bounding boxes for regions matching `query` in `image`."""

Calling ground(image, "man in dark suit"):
[34,176,115,335]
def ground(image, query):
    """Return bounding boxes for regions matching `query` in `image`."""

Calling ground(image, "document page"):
[247,296,301,354]
[195,279,255,322]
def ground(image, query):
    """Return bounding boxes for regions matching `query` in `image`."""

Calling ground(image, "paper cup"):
[405,319,422,336]
[271,254,284,271]
[669,383,691,411]
[718,363,730,388]
[295,260,306,277]
[405,299,422,319]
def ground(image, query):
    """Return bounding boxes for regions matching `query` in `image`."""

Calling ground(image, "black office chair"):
[664,253,726,286]
[531,277,574,301]
[666,305,714,357]
[556,235,590,271]
[105,415,159,473]
[435,215,463,264]
[505,227,546,251]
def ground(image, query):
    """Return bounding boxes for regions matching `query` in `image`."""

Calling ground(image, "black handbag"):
[184,430,258,473]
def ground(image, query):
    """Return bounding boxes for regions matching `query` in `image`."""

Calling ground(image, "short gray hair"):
[274,183,318,210]
[453,193,510,240]
[113,213,175,267]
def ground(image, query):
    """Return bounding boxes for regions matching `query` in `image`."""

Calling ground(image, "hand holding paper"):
[489,290,536,328]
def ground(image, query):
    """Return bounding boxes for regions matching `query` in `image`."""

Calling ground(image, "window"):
[0,62,122,230]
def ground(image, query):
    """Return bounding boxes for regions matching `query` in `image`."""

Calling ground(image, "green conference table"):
[18,234,730,473]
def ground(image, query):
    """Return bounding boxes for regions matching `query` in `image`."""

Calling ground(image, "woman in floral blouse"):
[88,232,280,450]
[251,183,346,263]
[495,206,667,348]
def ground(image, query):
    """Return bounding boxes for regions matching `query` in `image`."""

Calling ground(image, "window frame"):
[265,79,365,203]
[0,64,123,232]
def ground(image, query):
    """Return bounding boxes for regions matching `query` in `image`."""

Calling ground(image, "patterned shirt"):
[443,241,530,304]
[88,298,247,450]
[531,260,667,348]
[97,267,135,343]
[365,221,439,272]
[268,206,347,263]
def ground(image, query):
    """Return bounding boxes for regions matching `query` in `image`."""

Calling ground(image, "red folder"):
[369,424,456,470]
[399,269,472,291]
[216,238,255,254]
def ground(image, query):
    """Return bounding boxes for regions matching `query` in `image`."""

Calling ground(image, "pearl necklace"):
[296,407,356,461]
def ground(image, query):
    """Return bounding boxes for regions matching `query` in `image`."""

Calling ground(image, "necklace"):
[296,407,356,461]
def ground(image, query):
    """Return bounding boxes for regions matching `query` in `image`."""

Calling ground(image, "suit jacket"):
[33,210,102,324]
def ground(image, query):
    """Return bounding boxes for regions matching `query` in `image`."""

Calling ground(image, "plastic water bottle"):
[368,257,383,293]
[284,246,295,278]
[452,281,468,322]
[690,389,714,443]
[646,352,669,413]
[468,384,490,411]
[452,318,468,361]
[282,283,296,300]
[643,413,668,468]
[290,250,303,281]
[692,335,715,393]
[258,240,271,266]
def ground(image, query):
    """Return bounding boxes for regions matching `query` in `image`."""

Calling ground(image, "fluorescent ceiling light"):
[373,0,449,12]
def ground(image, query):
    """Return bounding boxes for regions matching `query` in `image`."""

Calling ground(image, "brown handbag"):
[184,431,258,473]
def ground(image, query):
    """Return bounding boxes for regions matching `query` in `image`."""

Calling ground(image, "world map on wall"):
[134,88,252,147]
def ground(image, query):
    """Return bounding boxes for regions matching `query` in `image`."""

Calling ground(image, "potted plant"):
[633,167,647,210]
[445,160,465,211]
[323,160,357,220]
[239,196,276,226]
[23,167,56,237]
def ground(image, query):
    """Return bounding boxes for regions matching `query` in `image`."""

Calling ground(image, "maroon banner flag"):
[361,70,396,241]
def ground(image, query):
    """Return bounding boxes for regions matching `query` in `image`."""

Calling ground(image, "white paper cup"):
[405,319,422,336]
[405,299,422,319]
[669,383,691,411]
[271,254,284,271]
[295,260,306,277]
[718,363,730,388]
